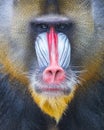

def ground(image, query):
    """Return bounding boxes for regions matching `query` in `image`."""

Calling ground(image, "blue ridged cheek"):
[58,33,71,69]
[35,33,49,68]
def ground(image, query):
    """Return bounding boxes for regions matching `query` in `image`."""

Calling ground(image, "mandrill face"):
[29,15,79,97]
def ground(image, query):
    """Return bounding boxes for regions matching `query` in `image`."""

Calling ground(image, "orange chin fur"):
[29,87,76,122]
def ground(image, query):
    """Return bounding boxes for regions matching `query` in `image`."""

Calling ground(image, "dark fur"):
[0,74,48,130]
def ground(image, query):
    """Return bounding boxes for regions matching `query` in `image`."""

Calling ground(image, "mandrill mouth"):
[35,85,71,97]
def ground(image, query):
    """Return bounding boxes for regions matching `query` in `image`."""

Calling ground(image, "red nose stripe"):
[43,27,65,84]
[47,27,58,66]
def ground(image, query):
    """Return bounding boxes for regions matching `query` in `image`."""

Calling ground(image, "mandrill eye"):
[37,23,49,32]
[40,24,48,29]
[55,23,68,31]
[30,22,49,33]
[55,22,74,33]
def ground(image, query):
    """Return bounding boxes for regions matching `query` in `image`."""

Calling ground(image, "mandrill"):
[0,0,104,130]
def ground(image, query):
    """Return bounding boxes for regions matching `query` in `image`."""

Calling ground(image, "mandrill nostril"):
[43,66,65,84]
[46,70,53,76]
[55,69,63,78]
[56,70,60,76]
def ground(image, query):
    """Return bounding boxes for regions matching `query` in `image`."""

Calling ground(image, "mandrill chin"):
[0,0,104,130]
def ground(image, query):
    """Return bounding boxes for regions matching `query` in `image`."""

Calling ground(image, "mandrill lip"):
[35,85,71,96]
[41,87,64,92]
